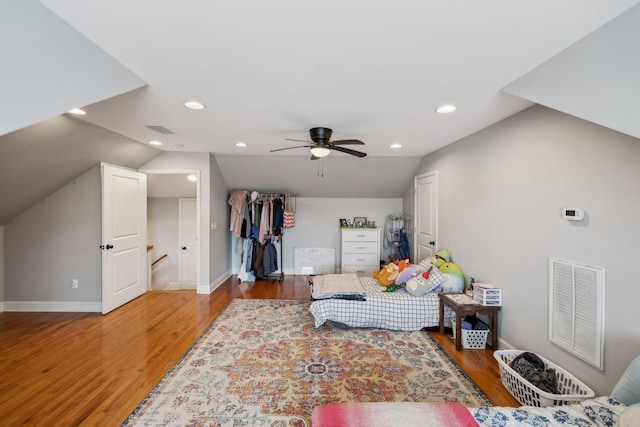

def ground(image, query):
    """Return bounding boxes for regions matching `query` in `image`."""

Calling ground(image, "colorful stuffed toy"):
[394,259,411,272]
[434,249,451,268]
[372,262,399,287]
[394,265,422,285]
[439,261,465,293]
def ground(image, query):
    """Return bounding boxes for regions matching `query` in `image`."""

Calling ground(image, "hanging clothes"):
[262,239,279,277]
[228,190,248,237]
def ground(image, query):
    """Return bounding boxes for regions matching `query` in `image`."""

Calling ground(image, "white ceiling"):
[1,0,639,224]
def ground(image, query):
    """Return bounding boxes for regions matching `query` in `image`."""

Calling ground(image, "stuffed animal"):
[434,249,451,268]
[406,265,447,296]
[439,261,465,293]
[394,265,422,285]
[373,262,399,287]
[394,259,411,272]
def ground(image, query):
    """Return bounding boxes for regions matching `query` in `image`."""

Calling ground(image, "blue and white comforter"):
[471,396,625,427]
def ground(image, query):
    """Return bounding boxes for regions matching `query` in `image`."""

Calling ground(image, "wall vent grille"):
[549,258,604,370]
[145,125,175,134]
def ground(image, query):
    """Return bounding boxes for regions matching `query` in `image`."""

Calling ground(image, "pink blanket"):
[311,402,479,427]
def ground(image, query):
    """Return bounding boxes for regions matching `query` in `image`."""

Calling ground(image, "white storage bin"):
[452,318,489,350]
[494,350,595,407]
[473,287,502,306]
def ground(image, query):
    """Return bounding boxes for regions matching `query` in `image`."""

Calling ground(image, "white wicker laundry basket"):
[494,350,595,407]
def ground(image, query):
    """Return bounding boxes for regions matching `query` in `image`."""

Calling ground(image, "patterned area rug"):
[123,299,490,426]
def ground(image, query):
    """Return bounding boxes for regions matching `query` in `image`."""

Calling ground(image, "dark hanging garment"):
[273,197,284,228]
[262,241,279,277]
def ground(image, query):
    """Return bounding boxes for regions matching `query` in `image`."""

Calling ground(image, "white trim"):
[199,270,233,294]
[231,267,295,275]
[3,301,102,312]
[0,302,4,313]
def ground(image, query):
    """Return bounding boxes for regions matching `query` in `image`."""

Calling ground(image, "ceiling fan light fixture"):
[310,147,331,158]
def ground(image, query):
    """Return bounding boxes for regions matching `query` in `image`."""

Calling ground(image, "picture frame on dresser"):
[353,216,367,228]
[339,218,348,227]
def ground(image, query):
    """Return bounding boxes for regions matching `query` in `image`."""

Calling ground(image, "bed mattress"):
[309,275,453,331]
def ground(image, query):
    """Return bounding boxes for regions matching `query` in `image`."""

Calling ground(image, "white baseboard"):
[0,301,4,313]
[3,300,101,312]
[199,270,233,294]
[498,337,517,350]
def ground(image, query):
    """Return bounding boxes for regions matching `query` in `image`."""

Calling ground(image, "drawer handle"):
[357,259,365,262]
[357,246,365,250]
[357,234,365,238]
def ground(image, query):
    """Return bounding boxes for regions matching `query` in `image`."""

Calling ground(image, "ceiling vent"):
[145,125,175,135]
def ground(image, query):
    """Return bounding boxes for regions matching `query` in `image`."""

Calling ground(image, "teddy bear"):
[372,262,399,287]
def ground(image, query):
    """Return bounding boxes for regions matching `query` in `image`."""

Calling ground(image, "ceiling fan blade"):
[285,138,311,143]
[331,146,367,157]
[331,139,364,146]
[270,145,313,153]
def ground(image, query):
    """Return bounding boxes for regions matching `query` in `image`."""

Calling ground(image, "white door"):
[414,171,438,263]
[179,198,198,289]
[102,164,147,314]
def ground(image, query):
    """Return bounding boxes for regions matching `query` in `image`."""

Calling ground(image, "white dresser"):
[341,228,380,275]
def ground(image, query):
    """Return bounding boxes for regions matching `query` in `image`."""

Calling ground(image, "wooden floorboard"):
[0,275,518,426]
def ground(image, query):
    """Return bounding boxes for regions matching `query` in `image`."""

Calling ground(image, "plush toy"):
[405,265,447,296]
[439,261,465,293]
[434,249,451,268]
[394,265,422,285]
[373,262,399,287]
[394,259,411,272]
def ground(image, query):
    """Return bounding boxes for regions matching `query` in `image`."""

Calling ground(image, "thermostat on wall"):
[562,208,585,221]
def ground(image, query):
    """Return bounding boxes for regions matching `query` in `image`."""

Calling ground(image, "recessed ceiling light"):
[390,143,402,149]
[235,142,247,148]
[174,144,184,149]
[68,108,86,115]
[184,101,205,110]
[187,174,197,182]
[436,104,457,114]
[149,140,163,146]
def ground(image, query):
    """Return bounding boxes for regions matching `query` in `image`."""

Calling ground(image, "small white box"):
[473,287,502,306]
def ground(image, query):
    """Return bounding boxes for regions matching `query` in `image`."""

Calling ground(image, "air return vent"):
[549,258,604,370]
[145,125,175,134]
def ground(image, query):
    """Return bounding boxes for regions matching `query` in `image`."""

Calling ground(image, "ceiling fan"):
[270,127,367,159]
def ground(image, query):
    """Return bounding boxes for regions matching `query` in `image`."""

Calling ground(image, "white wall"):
[148,198,180,289]
[4,166,101,309]
[405,105,640,395]
[231,197,403,273]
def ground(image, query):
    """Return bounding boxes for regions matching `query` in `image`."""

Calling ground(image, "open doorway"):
[146,172,199,290]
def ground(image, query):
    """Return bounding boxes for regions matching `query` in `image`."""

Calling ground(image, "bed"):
[312,355,640,427]
[309,274,454,331]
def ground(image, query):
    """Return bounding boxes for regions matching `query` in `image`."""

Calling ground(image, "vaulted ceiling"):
[1,0,639,224]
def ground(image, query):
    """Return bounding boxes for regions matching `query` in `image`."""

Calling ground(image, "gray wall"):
[141,152,232,292]
[404,105,640,395]
[4,166,101,306]
[209,154,231,285]
[231,197,404,273]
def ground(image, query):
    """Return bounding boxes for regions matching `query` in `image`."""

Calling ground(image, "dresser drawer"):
[342,265,378,275]
[342,229,378,242]
[342,253,378,266]
[342,241,378,254]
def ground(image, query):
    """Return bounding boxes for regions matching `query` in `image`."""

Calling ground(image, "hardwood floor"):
[0,276,517,426]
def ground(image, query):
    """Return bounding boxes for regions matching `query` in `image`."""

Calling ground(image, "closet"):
[229,191,296,282]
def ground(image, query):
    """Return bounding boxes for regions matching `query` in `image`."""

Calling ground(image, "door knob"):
[182,246,187,250]
[429,241,435,246]
[106,244,114,250]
